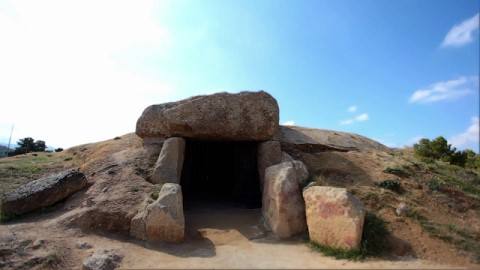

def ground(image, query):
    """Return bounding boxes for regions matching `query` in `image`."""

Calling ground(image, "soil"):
[0,204,457,269]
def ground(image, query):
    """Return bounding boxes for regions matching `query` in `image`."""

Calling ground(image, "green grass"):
[310,212,389,260]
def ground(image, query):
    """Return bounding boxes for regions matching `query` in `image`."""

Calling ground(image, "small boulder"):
[82,249,123,270]
[151,137,185,184]
[144,183,184,243]
[136,91,279,141]
[76,241,93,250]
[395,202,409,216]
[303,186,365,250]
[262,162,306,238]
[1,170,87,217]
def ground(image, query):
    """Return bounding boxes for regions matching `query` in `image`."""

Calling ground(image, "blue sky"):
[0,0,479,151]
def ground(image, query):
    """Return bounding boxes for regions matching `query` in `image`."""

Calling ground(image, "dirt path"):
[0,206,461,269]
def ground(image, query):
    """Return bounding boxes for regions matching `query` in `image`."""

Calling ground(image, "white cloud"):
[340,113,369,125]
[0,0,174,147]
[347,105,357,113]
[442,13,479,47]
[355,113,369,122]
[282,120,296,126]
[449,117,479,150]
[409,76,478,104]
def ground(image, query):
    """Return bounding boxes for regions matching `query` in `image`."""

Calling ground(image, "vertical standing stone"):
[257,140,282,189]
[262,162,307,238]
[151,137,185,184]
[303,186,365,250]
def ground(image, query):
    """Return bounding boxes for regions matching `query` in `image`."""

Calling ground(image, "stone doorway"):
[180,139,262,210]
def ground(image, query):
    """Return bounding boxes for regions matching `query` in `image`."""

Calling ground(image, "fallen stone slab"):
[1,169,87,218]
[303,186,365,250]
[136,91,279,141]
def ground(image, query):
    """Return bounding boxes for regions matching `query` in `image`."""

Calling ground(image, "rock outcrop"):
[262,162,307,238]
[303,186,365,250]
[136,91,279,141]
[1,170,87,217]
[151,137,185,184]
[82,249,123,270]
[130,183,184,243]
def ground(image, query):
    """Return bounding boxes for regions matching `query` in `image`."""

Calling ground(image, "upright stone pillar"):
[151,137,185,184]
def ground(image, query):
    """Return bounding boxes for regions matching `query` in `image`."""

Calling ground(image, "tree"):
[33,140,46,152]
[15,137,35,154]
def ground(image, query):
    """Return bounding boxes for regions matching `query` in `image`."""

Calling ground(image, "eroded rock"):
[1,169,87,217]
[262,162,306,238]
[130,183,184,243]
[82,249,123,270]
[303,186,365,250]
[136,91,279,141]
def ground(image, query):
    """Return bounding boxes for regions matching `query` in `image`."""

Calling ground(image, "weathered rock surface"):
[303,186,365,250]
[136,91,279,141]
[257,140,282,188]
[82,249,123,270]
[1,169,87,217]
[151,137,185,184]
[262,162,306,238]
[291,160,309,186]
[278,125,390,152]
[131,183,184,243]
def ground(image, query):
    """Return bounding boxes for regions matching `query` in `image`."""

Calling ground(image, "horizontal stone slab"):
[136,91,279,141]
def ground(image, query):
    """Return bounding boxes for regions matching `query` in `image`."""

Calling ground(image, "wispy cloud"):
[282,120,296,126]
[347,105,357,113]
[449,117,479,150]
[408,76,478,104]
[340,113,369,125]
[442,13,479,47]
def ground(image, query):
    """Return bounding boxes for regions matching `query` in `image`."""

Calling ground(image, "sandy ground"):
[0,204,461,269]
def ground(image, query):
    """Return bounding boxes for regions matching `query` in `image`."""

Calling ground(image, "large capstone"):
[136,91,279,141]
[1,169,87,217]
[303,186,365,250]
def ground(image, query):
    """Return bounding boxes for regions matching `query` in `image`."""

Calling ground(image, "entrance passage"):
[180,140,262,209]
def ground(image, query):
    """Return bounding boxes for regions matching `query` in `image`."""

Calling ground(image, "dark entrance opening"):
[180,139,262,210]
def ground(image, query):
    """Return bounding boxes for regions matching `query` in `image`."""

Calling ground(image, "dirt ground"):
[0,204,460,269]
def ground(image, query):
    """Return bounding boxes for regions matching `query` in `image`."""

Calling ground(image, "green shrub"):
[427,178,443,191]
[376,180,402,193]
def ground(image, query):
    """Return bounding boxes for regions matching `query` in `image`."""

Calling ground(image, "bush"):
[376,180,402,193]
[54,148,63,152]
[413,136,479,168]
[383,167,410,178]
